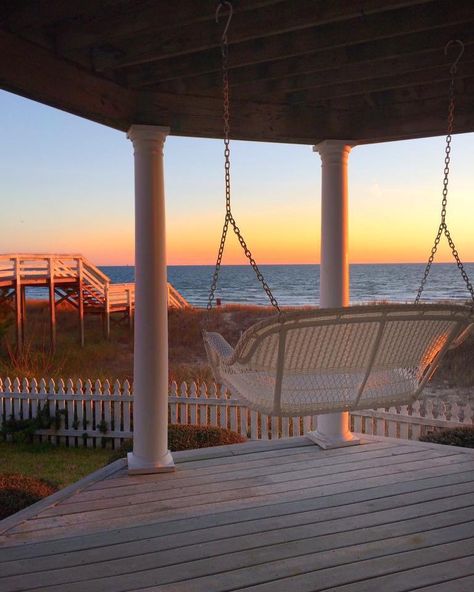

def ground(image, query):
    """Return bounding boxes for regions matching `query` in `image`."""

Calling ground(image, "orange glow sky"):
[1,91,473,266]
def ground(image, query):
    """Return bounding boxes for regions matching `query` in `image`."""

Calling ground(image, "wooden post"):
[14,257,23,350]
[104,282,111,340]
[20,285,26,342]
[127,287,133,332]
[48,257,56,352]
[78,258,85,347]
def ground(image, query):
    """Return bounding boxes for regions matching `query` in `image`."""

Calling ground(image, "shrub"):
[109,424,246,463]
[168,424,246,450]
[1,403,65,443]
[420,426,474,448]
[0,474,57,520]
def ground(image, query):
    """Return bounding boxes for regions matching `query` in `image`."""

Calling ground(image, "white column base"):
[306,410,360,449]
[306,430,360,450]
[127,451,175,475]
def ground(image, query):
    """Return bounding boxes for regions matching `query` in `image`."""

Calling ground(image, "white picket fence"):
[0,377,472,448]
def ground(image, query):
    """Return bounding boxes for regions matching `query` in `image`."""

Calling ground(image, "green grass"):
[0,441,111,489]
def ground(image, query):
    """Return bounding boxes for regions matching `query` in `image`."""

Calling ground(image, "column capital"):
[127,125,170,155]
[313,140,356,165]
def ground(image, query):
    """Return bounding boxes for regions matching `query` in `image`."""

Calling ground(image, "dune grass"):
[0,301,276,384]
[0,300,473,386]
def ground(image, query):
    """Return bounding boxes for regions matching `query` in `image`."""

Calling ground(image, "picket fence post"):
[0,376,472,447]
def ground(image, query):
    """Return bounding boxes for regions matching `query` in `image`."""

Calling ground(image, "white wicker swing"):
[204,21,473,417]
[204,304,474,417]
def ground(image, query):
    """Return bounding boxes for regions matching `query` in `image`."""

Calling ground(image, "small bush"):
[1,403,65,443]
[0,474,57,520]
[420,427,474,448]
[109,424,246,463]
[168,424,246,450]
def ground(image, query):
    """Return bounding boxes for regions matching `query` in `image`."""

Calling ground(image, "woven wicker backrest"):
[205,304,474,416]
[235,304,472,370]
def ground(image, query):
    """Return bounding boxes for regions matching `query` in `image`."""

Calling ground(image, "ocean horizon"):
[99,263,474,308]
[24,262,474,307]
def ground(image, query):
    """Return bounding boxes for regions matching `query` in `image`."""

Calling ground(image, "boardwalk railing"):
[0,377,472,448]
[0,253,189,348]
[0,253,188,312]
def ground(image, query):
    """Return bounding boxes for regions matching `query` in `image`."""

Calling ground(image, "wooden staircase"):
[0,253,189,348]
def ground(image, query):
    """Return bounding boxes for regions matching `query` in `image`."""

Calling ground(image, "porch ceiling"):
[1,0,474,144]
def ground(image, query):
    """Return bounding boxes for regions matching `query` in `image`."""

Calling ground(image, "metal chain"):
[207,2,280,312]
[415,40,474,303]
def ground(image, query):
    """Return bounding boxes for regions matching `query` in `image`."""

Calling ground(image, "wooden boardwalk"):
[0,436,473,591]
[0,253,189,347]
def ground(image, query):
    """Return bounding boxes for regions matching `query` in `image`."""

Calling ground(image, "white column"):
[127,124,175,474]
[308,140,360,449]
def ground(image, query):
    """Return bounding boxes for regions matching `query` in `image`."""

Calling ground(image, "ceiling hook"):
[215,1,233,42]
[444,39,465,73]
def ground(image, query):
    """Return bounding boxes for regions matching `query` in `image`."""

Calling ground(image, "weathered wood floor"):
[1,436,473,591]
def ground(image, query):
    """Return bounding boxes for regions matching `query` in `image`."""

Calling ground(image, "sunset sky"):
[1,89,473,266]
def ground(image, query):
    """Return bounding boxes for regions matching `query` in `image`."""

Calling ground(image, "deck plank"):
[78,443,422,497]
[1,497,473,586]
[398,574,474,592]
[2,469,473,562]
[89,439,398,490]
[231,546,474,592]
[42,447,455,515]
[4,527,473,591]
[8,452,472,537]
[4,458,473,543]
[0,438,472,592]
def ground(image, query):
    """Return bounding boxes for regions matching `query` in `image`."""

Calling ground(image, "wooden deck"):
[1,436,473,591]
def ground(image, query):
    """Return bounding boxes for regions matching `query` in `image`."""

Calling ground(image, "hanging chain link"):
[207,1,280,312]
[415,40,474,304]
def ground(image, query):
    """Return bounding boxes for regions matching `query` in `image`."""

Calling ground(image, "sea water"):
[98,263,474,307]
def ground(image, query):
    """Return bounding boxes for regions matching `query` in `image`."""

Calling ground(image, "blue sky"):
[1,89,473,265]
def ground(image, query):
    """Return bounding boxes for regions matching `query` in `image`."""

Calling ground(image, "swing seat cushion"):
[203,304,474,417]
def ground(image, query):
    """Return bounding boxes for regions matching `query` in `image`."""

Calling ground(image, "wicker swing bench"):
[204,19,474,418]
[204,304,474,417]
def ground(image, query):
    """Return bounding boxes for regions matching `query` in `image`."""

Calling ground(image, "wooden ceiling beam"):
[123,0,471,87]
[54,0,283,53]
[278,62,474,105]
[227,45,474,102]
[150,25,474,96]
[326,77,474,111]
[94,0,437,71]
[0,29,135,132]
[1,27,473,146]
[0,1,123,34]
[139,88,474,144]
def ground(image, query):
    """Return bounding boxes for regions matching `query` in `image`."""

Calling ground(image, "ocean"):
[97,263,474,308]
[24,263,474,306]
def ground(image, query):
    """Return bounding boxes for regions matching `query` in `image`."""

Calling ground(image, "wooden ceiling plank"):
[93,0,437,70]
[140,88,474,143]
[0,1,123,33]
[294,76,474,112]
[150,24,474,95]
[1,24,473,145]
[278,61,474,104]
[54,0,284,53]
[0,29,135,132]
[123,0,473,87]
[229,43,474,101]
